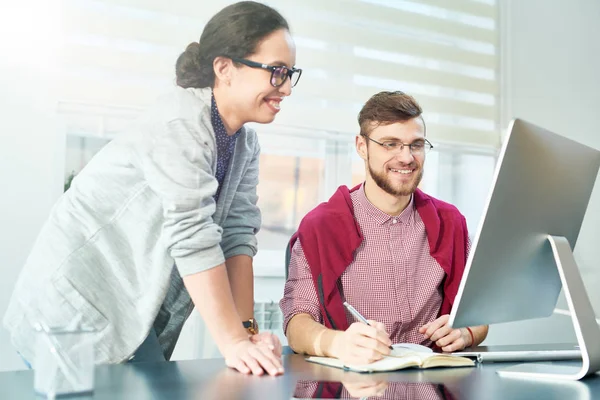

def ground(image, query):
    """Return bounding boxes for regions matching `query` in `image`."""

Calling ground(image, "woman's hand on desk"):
[250,332,283,357]
[224,339,285,376]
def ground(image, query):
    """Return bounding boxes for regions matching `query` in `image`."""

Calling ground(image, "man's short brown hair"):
[358,91,425,136]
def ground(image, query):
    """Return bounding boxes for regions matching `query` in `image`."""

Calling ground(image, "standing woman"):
[4,1,301,376]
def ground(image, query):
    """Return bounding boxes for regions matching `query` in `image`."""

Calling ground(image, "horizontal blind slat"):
[297,49,497,95]
[292,21,496,69]
[416,0,497,19]
[278,0,497,43]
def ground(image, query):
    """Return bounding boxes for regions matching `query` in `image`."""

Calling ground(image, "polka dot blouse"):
[210,93,241,200]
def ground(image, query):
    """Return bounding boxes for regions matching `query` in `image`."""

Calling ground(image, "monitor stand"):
[497,235,600,380]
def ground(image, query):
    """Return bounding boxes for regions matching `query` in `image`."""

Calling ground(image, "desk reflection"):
[293,379,455,400]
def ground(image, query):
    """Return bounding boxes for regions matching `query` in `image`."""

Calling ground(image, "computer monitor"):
[448,118,600,380]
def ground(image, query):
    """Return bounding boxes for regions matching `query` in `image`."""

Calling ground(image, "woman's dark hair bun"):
[175,42,212,88]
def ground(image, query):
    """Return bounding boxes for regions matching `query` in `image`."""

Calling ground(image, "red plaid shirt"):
[281,185,445,346]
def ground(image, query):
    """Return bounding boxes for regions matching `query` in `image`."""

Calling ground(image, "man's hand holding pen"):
[329,319,393,365]
[326,301,392,365]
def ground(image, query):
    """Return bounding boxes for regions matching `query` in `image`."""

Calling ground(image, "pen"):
[343,301,394,350]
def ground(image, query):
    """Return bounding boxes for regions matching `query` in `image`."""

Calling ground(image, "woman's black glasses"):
[231,57,302,88]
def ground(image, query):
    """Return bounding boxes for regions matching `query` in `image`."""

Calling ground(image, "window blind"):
[60,0,499,147]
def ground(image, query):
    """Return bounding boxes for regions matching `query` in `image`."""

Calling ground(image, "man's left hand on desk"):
[419,314,472,352]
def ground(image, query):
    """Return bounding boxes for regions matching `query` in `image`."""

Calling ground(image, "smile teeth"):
[267,99,281,110]
[390,169,412,174]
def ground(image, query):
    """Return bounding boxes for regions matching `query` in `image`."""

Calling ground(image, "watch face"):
[244,319,258,333]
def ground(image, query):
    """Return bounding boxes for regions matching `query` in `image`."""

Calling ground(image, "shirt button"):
[392,219,398,224]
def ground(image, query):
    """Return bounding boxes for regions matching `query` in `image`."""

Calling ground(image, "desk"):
[1,355,599,399]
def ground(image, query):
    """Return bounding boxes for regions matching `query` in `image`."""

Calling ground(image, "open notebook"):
[306,346,475,373]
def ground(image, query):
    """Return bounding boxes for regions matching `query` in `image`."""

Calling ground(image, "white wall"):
[0,2,65,371]
[484,0,600,345]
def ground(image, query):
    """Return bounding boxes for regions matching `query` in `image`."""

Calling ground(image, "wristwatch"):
[242,318,259,335]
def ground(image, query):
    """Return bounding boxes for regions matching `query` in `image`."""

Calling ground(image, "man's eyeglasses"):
[231,57,302,88]
[360,133,433,155]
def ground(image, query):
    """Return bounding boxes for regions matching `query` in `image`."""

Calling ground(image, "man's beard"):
[368,157,423,197]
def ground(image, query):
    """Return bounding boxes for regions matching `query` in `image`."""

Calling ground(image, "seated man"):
[280,91,488,365]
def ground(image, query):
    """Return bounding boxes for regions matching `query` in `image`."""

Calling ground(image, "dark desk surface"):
[2,355,600,399]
